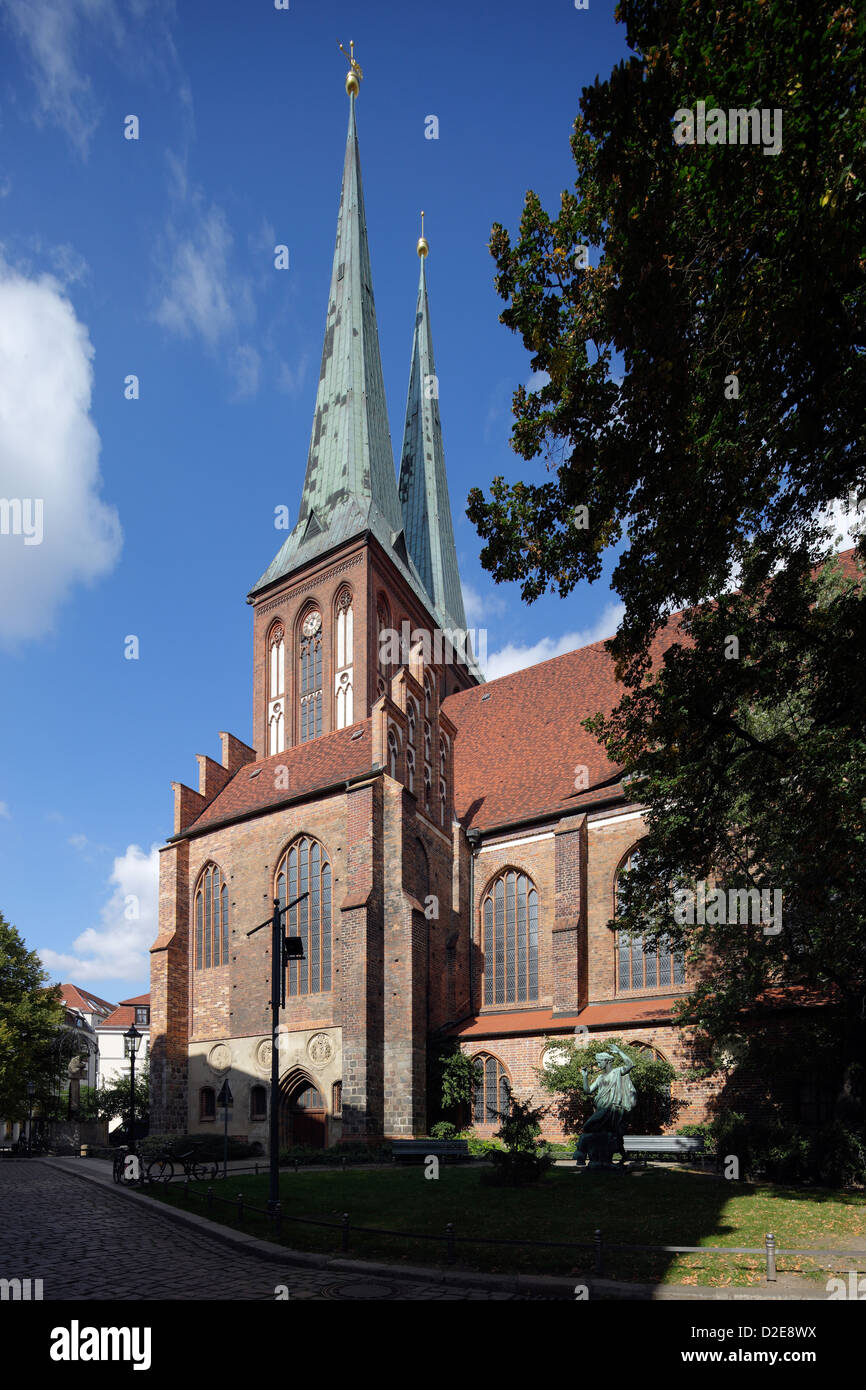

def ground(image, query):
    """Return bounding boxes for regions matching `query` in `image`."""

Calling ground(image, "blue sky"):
[0,0,633,1000]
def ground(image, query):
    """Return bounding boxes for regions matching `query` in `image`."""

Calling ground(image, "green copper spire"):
[398,240,467,631]
[251,89,406,595]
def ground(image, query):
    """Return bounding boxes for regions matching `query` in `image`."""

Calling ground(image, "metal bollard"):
[255,1162,259,1177]
[272,1200,282,1238]
[207,1185,214,1212]
[294,1158,299,1173]
[182,1179,189,1205]
[594,1228,604,1276]
[446,1222,456,1265]
[341,1212,350,1253]
[237,1192,244,1224]
[765,1232,777,1282]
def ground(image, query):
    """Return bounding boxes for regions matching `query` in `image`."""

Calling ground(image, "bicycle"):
[112,1146,144,1184]
[145,1143,217,1184]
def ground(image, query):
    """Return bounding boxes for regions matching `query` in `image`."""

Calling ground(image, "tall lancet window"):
[194,864,229,970]
[439,733,449,828]
[376,600,391,699]
[268,625,286,755]
[334,588,354,729]
[481,870,539,1006]
[276,837,332,995]
[299,610,323,743]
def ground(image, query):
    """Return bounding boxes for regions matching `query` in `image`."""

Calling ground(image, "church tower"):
[150,53,481,1149]
[248,69,478,764]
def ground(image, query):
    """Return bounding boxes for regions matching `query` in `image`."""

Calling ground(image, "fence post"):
[446,1222,456,1265]
[341,1212,350,1253]
[765,1232,777,1282]
[207,1185,214,1213]
[594,1228,604,1277]
[237,1192,244,1225]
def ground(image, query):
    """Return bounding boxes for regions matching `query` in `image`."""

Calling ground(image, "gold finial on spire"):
[339,40,363,97]
[417,210,429,259]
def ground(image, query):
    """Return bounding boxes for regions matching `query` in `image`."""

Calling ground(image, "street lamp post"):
[26,1080,35,1158]
[124,1024,143,1181]
[246,894,307,1213]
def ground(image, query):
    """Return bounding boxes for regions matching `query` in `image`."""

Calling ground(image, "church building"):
[149,67,712,1149]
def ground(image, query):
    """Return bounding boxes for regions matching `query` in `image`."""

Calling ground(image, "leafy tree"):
[79,1065,150,1129]
[538,1038,680,1137]
[434,1045,483,1116]
[0,910,64,1119]
[587,555,866,1130]
[468,0,865,679]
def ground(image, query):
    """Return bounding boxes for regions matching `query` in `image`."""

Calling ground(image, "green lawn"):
[140,1164,866,1285]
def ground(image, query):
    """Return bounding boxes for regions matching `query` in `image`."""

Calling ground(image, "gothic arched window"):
[614,848,685,990]
[194,863,229,969]
[406,745,415,794]
[472,1053,511,1124]
[268,624,285,755]
[387,727,399,779]
[334,589,354,729]
[299,610,323,742]
[481,870,539,1006]
[407,697,417,748]
[276,837,332,994]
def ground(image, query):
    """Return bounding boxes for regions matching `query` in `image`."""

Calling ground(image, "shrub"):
[709,1112,866,1186]
[480,1097,553,1186]
[430,1121,458,1140]
[278,1143,392,1166]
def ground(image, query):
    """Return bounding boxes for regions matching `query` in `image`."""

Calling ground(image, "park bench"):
[620,1135,708,1166]
[391,1139,470,1164]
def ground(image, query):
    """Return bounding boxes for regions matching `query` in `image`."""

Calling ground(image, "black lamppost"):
[247,894,307,1213]
[124,1024,143,1176]
[26,1080,35,1158]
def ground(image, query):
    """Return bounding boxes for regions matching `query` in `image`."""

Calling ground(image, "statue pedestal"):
[574,1130,624,1169]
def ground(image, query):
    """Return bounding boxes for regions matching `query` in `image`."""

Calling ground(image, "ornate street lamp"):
[124,1024,143,1177]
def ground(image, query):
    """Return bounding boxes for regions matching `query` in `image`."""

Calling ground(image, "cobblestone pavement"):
[0,1161,551,1301]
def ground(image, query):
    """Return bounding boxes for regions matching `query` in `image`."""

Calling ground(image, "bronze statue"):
[575,1044,637,1168]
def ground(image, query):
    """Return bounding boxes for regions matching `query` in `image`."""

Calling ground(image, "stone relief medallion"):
[208,1042,232,1073]
[542,1045,570,1072]
[307,1032,334,1069]
[256,1039,273,1071]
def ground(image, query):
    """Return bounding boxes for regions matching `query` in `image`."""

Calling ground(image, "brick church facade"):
[149,77,717,1149]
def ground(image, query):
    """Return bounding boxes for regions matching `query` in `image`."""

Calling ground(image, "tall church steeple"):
[398,223,468,632]
[251,74,405,596]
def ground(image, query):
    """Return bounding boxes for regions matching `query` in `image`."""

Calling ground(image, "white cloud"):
[482,601,625,681]
[461,581,508,627]
[277,354,310,398]
[154,196,259,397]
[39,843,159,983]
[0,253,122,647]
[0,0,181,158]
[155,206,237,346]
[0,801,10,820]
[820,494,865,553]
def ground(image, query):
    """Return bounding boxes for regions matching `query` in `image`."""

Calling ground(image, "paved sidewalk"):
[35,1156,836,1301]
[2,1159,534,1301]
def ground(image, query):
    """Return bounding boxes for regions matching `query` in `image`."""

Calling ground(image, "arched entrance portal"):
[279,1071,327,1149]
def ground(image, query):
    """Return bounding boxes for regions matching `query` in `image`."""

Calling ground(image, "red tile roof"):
[59,984,117,1016]
[118,993,151,1007]
[186,722,375,834]
[442,630,676,834]
[447,996,681,1039]
[100,1003,151,1029]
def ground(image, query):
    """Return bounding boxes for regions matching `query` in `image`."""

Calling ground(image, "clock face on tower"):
[302,611,322,637]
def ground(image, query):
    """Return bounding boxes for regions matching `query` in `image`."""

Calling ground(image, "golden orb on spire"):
[417,210,429,258]
[339,40,363,97]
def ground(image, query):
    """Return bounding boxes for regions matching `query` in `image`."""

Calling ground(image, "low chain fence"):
[158,1178,866,1284]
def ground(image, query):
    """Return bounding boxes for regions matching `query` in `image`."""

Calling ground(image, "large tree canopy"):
[0,910,64,1118]
[468,0,865,680]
